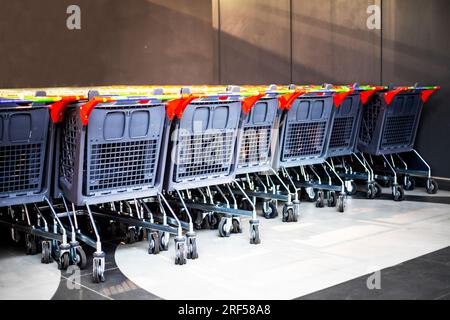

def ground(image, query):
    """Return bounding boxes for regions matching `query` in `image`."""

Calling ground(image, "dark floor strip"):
[296,246,450,300]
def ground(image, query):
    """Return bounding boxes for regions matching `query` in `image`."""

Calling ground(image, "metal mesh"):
[381,115,416,147]
[60,112,78,185]
[87,139,158,193]
[283,121,327,159]
[239,125,271,167]
[359,97,381,145]
[176,130,235,180]
[329,116,354,149]
[0,143,43,194]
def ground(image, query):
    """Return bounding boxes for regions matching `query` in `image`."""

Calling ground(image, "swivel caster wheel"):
[305,187,317,202]
[403,175,416,191]
[374,182,382,198]
[337,194,345,213]
[392,185,405,202]
[92,253,106,283]
[218,217,232,238]
[327,191,337,207]
[186,233,198,260]
[148,232,160,255]
[158,231,170,251]
[125,228,137,244]
[366,183,376,199]
[41,241,53,264]
[174,237,187,265]
[58,252,70,271]
[345,181,357,196]
[209,213,219,230]
[315,191,325,208]
[25,234,38,255]
[231,218,243,234]
[426,178,438,194]
[282,204,295,223]
[292,200,300,222]
[262,201,278,219]
[73,247,87,270]
[249,220,261,245]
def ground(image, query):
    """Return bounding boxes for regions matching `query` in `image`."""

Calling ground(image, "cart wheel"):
[218,217,231,238]
[186,234,198,260]
[366,183,375,199]
[75,247,87,270]
[337,195,345,213]
[41,241,52,264]
[282,204,294,222]
[194,210,204,230]
[262,201,278,219]
[231,218,243,234]
[93,257,105,283]
[327,191,337,207]
[315,191,325,208]
[11,228,21,243]
[249,221,261,245]
[58,252,70,270]
[174,238,187,265]
[126,228,137,244]
[293,200,300,222]
[346,181,357,196]
[392,185,405,202]
[305,187,317,202]
[137,227,145,242]
[209,213,219,230]
[374,182,383,198]
[25,234,38,255]
[158,231,170,251]
[403,175,416,191]
[426,179,438,194]
[148,232,160,255]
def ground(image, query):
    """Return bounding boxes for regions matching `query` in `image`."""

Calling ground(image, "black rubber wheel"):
[187,236,198,260]
[218,217,231,238]
[315,191,325,208]
[148,232,160,255]
[327,191,337,207]
[175,241,187,265]
[282,205,294,222]
[41,242,52,264]
[263,201,278,219]
[426,179,438,195]
[231,218,243,234]
[158,231,170,251]
[92,260,105,283]
[305,188,318,202]
[346,181,358,196]
[366,184,375,199]
[374,182,383,198]
[403,175,416,191]
[25,234,37,255]
[58,252,70,270]
[126,228,136,244]
[393,185,405,202]
[209,213,219,230]
[75,247,87,270]
[337,195,345,213]
[250,223,261,245]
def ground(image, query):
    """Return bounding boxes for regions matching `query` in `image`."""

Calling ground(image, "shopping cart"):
[164,87,261,244]
[0,93,91,271]
[358,85,440,199]
[53,90,185,279]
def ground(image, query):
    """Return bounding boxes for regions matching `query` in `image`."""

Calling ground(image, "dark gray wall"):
[0,0,448,178]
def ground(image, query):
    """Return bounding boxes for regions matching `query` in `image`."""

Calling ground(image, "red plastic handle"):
[359,89,378,105]
[79,97,112,126]
[333,90,354,108]
[242,93,265,114]
[278,91,306,110]
[421,88,439,103]
[165,95,199,120]
[48,96,80,123]
[383,88,408,105]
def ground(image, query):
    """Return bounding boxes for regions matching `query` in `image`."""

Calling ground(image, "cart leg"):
[85,204,105,282]
[412,149,438,194]
[233,180,260,244]
[176,190,198,260]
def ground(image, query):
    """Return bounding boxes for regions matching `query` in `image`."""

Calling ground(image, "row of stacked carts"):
[0,83,440,282]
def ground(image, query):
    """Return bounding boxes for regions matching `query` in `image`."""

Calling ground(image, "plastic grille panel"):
[359,97,381,145]
[60,113,78,185]
[176,130,235,181]
[239,125,271,167]
[283,121,327,159]
[87,139,158,193]
[329,117,354,149]
[381,115,416,148]
[0,143,43,194]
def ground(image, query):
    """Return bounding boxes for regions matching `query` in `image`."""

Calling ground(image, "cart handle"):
[359,86,385,105]
[333,89,354,108]
[421,87,440,103]
[278,91,307,110]
[48,96,84,123]
[242,93,266,114]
